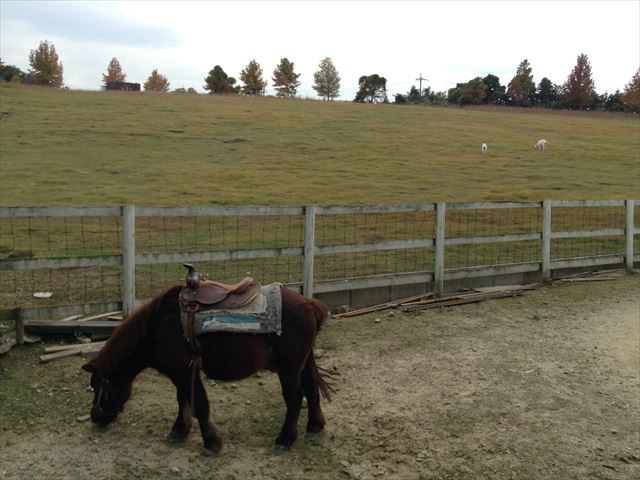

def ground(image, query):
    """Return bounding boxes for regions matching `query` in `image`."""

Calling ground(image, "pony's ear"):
[81,362,96,373]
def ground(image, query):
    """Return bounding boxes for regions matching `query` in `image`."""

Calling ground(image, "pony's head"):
[82,362,132,427]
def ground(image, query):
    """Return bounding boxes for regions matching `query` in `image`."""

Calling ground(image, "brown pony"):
[81,284,332,454]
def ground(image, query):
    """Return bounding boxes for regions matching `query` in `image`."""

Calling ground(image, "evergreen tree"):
[563,53,596,109]
[143,68,170,92]
[312,57,341,100]
[28,39,64,87]
[482,74,506,104]
[101,58,126,89]
[204,65,239,94]
[395,86,446,105]
[447,83,465,104]
[0,59,26,83]
[272,58,301,97]
[622,68,640,112]
[507,59,535,106]
[536,77,560,107]
[601,91,626,112]
[239,60,267,95]
[353,74,388,103]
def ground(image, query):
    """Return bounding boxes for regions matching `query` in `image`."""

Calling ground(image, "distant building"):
[106,81,141,92]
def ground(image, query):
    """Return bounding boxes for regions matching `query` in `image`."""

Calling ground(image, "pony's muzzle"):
[90,407,117,427]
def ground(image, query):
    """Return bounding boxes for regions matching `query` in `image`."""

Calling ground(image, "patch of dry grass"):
[1,84,638,207]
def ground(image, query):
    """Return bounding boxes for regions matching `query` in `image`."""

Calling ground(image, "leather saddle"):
[180,263,261,311]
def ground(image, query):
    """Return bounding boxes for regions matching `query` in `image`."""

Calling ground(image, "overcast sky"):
[1,0,638,100]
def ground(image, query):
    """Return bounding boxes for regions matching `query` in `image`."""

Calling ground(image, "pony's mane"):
[91,285,182,375]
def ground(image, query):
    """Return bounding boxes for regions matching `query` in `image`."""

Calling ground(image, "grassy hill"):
[1,84,638,206]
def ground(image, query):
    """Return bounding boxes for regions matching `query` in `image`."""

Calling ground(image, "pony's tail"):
[306,297,335,401]
[307,351,336,402]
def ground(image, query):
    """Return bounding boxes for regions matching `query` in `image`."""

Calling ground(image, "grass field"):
[1,84,638,207]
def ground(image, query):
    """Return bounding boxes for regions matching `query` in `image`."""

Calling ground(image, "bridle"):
[93,377,122,418]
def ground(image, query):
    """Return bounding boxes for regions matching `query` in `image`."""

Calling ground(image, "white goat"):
[481,143,488,155]
[534,139,549,151]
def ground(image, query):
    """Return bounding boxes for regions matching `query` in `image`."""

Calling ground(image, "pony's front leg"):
[275,368,304,448]
[192,374,223,455]
[166,373,192,442]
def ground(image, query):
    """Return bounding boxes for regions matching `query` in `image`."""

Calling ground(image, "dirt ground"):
[1,275,639,480]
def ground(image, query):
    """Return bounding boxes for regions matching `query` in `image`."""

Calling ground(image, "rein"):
[180,291,202,416]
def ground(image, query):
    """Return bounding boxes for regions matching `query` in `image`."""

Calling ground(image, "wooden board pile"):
[333,284,537,318]
[552,268,626,283]
[19,310,122,363]
[24,311,122,337]
[39,340,106,363]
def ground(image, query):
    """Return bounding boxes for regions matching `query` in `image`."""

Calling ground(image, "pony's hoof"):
[272,444,290,453]
[275,433,296,449]
[304,431,325,444]
[166,430,187,443]
[203,437,223,455]
[201,447,220,457]
[306,423,325,434]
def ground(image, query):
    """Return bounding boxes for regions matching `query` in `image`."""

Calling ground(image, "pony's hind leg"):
[275,367,304,448]
[301,353,326,434]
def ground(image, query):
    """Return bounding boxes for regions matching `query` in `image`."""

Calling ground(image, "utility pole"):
[415,73,429,96]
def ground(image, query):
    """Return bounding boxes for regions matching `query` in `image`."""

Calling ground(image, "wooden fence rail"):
[1,199,637,319]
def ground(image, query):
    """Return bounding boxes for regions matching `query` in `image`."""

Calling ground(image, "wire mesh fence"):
[0,214,122,309]
[551,205,627,259]
[314,210,436,280]
[134,213,305,299]
[0,200,636,312]
[445,205,542,269]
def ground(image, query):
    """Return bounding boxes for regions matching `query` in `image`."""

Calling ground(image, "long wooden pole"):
[542,200,551,281]
[303,205,316,298]
[626,199,635,271]
[434,202,446,297]
[121,205,136,317]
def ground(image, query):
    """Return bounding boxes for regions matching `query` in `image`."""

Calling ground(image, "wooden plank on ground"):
[401,290,527,312]
[39,348,84,362]
[44,341,106,353]
[75,311,121,322]
[24,320,118,335]
[470,284,538,294]
[333,292,434,318]
[39,341,105,362]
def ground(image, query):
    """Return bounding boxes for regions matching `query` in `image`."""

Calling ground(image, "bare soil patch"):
[1,275,639,479]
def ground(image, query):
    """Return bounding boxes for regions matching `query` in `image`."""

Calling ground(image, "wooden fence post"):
[434,202,446,297]
[542,200,552,281]
[626,199,635,271]
[121,205,136,317]
[303,205,316,298]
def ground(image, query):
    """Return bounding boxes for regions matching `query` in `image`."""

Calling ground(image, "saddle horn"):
[183,263,201,290]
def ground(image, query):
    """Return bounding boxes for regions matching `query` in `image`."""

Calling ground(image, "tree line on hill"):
[1,39,639,113]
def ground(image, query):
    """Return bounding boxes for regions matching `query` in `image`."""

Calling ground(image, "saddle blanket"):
[181,283,282,336]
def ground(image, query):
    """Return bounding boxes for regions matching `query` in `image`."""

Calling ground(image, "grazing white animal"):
[534,139,549,151]
[481,143,488,154]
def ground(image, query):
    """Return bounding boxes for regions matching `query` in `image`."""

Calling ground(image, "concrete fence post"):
[121,205,136,317]
[542,200,552,281]
[434,202,446,297]
[303,205,316,298]
[626,199,635,271]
